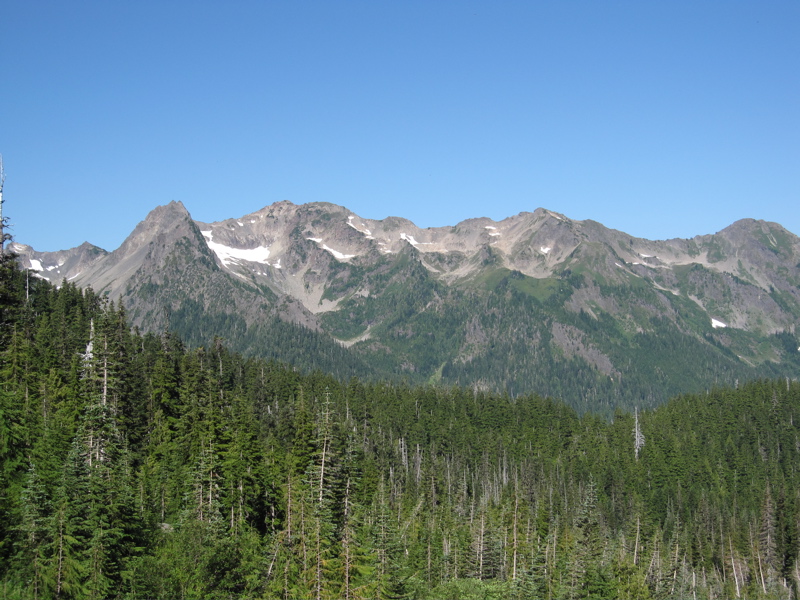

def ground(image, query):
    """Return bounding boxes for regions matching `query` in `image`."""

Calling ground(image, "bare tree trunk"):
[512,487,519,581]
[729,537,740,598]
[0,155,7,253]
[102,339,108,407]
[475,512,485,579]
[286,476,293,540]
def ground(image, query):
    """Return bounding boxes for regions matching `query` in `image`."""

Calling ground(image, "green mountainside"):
[2,257,800,598]
[14,201,800,412]
[320,250,800,412]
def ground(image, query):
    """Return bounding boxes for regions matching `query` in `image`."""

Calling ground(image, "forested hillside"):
[18,201,800,413]
[2,257,800,599]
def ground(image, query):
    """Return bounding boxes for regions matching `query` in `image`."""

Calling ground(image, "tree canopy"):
[1,263,800,599]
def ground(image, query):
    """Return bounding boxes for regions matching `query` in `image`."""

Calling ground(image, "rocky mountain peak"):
[12,200,800,408]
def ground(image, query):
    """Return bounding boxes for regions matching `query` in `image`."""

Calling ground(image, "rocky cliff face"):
[14,200,800,410]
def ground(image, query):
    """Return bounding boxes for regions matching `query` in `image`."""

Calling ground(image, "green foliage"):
[2,262,800,598]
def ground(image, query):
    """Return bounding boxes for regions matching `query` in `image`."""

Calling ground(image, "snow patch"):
[489,233,501,237]
[347,216,372,236]
[68,272,82,281]
[306,236,356,261]
[201,231,271,266]
[237,222,243,227]
[400,233,419,246]
[484,226,496,230]
[540,247,551,254]
[711,319,727,329]
[29,259,43,271]
[321,245,355,260]
[400,233,432,246]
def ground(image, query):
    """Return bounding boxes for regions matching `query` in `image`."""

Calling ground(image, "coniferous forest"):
[2,254,800,599]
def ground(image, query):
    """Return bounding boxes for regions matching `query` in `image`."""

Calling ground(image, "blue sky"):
[2,1,798,252]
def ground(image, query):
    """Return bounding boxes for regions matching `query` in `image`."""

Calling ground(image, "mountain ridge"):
[11,200,800,411]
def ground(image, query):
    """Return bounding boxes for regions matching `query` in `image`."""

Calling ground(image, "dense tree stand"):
[1,263,800,598]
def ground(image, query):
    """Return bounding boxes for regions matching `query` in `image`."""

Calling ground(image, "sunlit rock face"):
[15,200,800,408]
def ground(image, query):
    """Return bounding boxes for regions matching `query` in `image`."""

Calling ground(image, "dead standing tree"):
[633,406,645,460]
[0,154,8,252]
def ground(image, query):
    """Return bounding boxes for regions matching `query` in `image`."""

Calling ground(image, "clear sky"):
[2,1,798,252]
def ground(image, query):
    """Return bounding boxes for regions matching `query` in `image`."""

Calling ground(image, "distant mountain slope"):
[13,200,800,411]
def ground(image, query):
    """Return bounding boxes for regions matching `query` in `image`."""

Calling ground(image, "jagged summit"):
[14,200,800,409]
[19,201,800,320]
